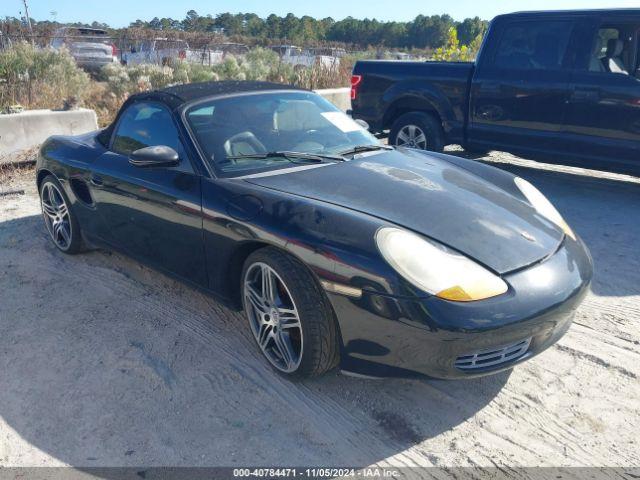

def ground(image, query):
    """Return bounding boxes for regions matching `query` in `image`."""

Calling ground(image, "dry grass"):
[0,161,35,191]
[2,42,353,126]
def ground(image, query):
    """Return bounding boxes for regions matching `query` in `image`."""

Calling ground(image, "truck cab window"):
[591,27,637,76]
[493,21,573,71]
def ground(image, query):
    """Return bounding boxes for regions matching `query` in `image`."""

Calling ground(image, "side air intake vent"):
[70,178,94,206]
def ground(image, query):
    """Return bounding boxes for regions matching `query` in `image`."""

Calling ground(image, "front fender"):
[201,178,421,303]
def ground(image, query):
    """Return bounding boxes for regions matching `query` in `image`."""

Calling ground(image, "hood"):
[245,149,564,274]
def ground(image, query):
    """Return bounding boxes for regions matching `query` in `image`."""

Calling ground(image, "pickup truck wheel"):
[389,112,444,152]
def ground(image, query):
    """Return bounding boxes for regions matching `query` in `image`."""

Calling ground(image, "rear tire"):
[389,112,444,152]
[39,175,83,254]
[241,247,340,378]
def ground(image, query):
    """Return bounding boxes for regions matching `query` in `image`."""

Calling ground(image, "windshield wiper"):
[226,150,346,163]
[338,144,393,156]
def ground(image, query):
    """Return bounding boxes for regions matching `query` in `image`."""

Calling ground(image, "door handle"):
[90,174,104,187]
[479,82,502,94]
[571,87,599,102]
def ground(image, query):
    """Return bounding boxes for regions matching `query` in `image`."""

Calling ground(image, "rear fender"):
[382,81,453,132]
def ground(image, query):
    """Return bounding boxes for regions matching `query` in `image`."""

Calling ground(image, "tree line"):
[2,10,488,50]
[131,11,488,49]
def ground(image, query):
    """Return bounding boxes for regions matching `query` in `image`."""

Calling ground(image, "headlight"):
[375,227,508,302]
[514,177,575,240]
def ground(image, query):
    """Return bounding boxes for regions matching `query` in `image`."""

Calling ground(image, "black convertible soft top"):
[99,81,306,146]
[162,80,306,106]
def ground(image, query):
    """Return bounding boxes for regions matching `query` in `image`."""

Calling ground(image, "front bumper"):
[327,236,592,379]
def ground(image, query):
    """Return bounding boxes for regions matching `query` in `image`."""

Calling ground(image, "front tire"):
[39,175,83,254]
[241,247,340,378]
[389,112,444,152]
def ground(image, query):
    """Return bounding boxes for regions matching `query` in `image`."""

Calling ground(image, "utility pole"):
[21,0,34,39]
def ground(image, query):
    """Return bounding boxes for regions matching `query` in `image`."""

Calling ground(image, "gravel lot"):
[0,150,638,474]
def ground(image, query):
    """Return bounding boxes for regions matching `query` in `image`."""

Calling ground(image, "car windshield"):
[185,91,380,177]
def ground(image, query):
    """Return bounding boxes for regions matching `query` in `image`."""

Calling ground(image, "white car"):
[122,39,214,66]
[270,45,341,69]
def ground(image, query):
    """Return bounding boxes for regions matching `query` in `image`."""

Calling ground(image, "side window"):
[111,103,191,171]
[588,25,638,76]
[493,21,573,71]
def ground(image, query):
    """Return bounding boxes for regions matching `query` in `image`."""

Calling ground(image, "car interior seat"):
[273,100,331,131]
[273,100,332,152]
[223,131,266,158]
[589,37,605,72]
[603,39,628,75]
[192,103,265,162]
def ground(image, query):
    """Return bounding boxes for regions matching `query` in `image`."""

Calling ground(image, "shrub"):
[213,55,245,81]
[97,63,131,97]
[240,47,281,81]
[0,41,90,110]
[431,27,483,62]
[187,64,219,83]
[1,44,353,125]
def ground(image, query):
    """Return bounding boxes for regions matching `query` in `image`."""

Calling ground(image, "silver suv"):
[51,27,118,70]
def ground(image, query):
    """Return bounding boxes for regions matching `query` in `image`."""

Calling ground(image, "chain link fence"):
[0,31,355,70]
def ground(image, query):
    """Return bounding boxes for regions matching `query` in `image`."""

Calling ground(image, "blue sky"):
[4,0,639,27]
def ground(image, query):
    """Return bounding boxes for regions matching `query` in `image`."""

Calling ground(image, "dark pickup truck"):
[351,9,640,172]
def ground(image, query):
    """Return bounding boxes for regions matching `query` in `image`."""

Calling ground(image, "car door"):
[468,17,576,154]
[563,17,640,167]
[89,101,207,287]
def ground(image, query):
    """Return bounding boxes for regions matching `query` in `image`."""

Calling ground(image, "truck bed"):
[352,60,475,141]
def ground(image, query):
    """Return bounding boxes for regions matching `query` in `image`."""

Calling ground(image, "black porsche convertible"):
[36,81,593,379]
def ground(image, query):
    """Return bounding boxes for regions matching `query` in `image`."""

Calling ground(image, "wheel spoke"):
[57,203,69,219]
[397,130,410,144]
[47,185,57,207]
[58,222,71,246]
[261,265,276,304]
[245,283,266,313]
[273,331,295,369]
[414,133,426,146]
[257,323,273,350]
[42,202,57,218]
[408,125,417,140]
[278,308,300,329]
[53,221,62,240]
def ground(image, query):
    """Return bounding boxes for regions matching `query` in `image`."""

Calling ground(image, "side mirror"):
[129,146,179,168]
[354,118,370,131]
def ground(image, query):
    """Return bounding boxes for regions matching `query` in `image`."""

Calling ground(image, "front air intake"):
[454,337,531,371]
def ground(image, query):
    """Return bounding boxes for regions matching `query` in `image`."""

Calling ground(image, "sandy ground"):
[0,150,639,474]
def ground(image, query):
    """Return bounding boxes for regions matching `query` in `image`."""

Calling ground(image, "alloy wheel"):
[243,262,303,373]
[395,124,428,149]
[40,182,72,251]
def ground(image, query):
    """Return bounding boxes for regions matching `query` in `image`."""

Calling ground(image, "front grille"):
[454,337,531,371]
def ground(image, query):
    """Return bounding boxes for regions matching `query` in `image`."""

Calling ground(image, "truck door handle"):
[479,82,502,94]
[90,174,104,187]
[571,87,599,102]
